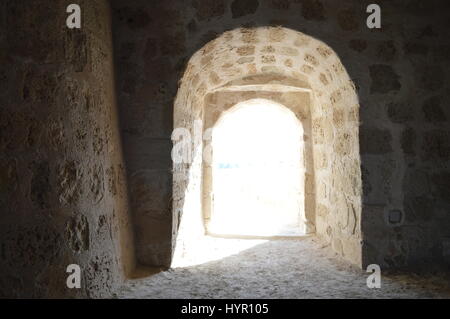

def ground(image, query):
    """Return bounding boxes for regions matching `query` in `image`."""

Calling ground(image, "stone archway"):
[172,27,362,267]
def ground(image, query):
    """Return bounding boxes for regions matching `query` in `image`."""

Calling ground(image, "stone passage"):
[111,0,450,273]
[2,0,450,299]
[172,27,362,268]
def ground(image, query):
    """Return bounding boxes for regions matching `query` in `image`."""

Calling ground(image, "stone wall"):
[0,0,135,298]
[111,0,450,269]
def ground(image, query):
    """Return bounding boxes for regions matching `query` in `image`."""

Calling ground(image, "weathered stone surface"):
[270,0,290,10]
[403,169,430,197]
[0,0,134,298]
[337,9,359,31]
[22,69,58,105]
[48,119,65,151]
[422,130,450,160]
[261,55,276,63]
[334,131,353,155]
[369,64,401,94]
[361,165,372,196]
[349,39,367,52]
[192,0,225,21]
[404,42,429,56]
[231,0,259,18]
[65,30,88,72]
[30,161,51,210]
[404,195,434,222]
[376,41,397,62]
[431,44,450,62]
[106,166,118,196]
[237,45,255,56]
[422,96,446,122]
[1,0,444,298]
[160,32,186,57]
[58,161,82,205]
[415,65,444,91]
[143,39,157,60]
[66,214,90,253]
[130,170,172,265]
[6,1,60,63]
[0,158,18,206]
[387,102,414,123]
[126,10,151,30]
[187,19,197,33]
[301,0,325,21]
[360,128,393,154]
[119,42,136,61]
[401,127,416,155]
[431,172,450,200]
[89,164,105,204]
[3,224,62,269]
[84,253,118,298]
[3,0,449,292]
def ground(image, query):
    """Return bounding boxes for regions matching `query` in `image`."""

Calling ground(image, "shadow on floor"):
[120,238,450,298]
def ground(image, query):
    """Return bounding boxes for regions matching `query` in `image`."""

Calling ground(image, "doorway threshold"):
[206,232,315,241]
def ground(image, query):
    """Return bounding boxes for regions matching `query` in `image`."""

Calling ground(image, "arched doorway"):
[172,27,362,267]
[206,98,305,237]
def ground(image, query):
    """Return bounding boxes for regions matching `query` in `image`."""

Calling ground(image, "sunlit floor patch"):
[172,236,269,268]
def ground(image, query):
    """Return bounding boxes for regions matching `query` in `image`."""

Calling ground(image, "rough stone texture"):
[387,102,414,124]
[192,0,226,21]
[231,0,259,18]
[349,39,367,53]
[109,0,450,271]
[337,9,359,32]
[170,27,362,267]
[301,0,325,21]
[423,96,447,122]
[369,64,401,94]
[66,214,90,253]
[401,127,416,155]
[0,0,134,298]
[2,1,449,299]
[0,0,450,297]
[422,130,450,161]
[360,128,393,154]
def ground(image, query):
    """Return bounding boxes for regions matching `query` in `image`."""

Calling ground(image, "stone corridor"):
[2,0,450,299]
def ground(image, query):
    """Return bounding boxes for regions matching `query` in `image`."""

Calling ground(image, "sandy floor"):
[116,237,450,299]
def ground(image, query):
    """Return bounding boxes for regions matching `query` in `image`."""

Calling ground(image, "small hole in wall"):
[387,209,403,225]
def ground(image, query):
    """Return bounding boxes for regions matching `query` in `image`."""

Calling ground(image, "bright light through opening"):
[207,98,306,237]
